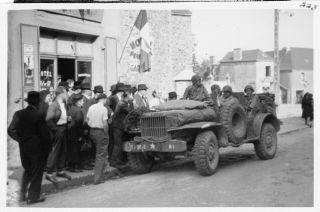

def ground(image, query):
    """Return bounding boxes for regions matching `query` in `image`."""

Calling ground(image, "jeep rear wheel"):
[193,131,219,176]
[127,153,154,174]
[254,123,277,160]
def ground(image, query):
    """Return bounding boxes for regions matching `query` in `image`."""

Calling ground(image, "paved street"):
[30,128,313,207]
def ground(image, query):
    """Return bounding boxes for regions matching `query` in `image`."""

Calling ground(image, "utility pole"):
[274,9,280,106]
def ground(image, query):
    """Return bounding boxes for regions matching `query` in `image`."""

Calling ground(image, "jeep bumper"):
[123,139,187,152]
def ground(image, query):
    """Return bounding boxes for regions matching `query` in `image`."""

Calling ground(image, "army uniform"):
[183,75,210,102]
[220,95,239,107]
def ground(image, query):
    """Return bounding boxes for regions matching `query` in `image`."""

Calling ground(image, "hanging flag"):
[128,10,152,73]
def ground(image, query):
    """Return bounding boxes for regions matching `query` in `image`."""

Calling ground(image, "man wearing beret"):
[8,91,51,204]
[86,93,110,184]
[183,74,210,102]
[134,84,149,109]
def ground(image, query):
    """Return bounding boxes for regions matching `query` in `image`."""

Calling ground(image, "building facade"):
[217,49,274,93]
[7,9,193,167]
[267,47,313,104]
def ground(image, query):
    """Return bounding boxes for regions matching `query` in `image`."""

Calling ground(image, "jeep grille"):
[141,116,167,137]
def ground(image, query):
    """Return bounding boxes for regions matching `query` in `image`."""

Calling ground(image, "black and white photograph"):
[1,0,318,209]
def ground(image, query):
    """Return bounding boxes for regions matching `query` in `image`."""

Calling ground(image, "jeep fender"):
[253,113,280,138]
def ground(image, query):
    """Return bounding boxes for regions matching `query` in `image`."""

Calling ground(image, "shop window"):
[40,59,55,91]
[77,60,92,86]
[265,66,271,77]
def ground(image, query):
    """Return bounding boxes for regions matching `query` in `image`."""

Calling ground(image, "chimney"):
[233,48,242,61]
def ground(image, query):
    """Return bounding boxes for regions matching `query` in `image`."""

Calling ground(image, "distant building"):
[217,48,274,93]
[266,47,313,104]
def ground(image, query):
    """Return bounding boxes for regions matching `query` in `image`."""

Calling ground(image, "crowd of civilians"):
[7,78,179,204]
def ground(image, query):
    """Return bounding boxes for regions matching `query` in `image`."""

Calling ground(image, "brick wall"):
[118,10,193,99]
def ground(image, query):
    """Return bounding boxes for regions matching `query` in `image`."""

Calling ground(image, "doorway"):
[58,58,75,82]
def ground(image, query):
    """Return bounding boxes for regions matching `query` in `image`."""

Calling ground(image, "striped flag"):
[129,10,152,73]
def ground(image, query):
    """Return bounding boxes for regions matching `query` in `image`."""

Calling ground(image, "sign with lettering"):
[129,36,142,72]
[40,59,54,91]
[23,44,35,86]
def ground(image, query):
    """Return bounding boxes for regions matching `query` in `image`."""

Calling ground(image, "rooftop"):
[220,49,273,63]
[266,47,313,71]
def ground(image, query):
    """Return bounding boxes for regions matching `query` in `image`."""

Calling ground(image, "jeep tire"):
[127,153,154,174]
[254,123,277,160]
[220,103,247,144]
[193,130,219,176]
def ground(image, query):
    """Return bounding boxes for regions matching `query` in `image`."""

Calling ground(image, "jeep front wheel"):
[127,153,154,174]
[254,123,277,160]
[193,131,219,176]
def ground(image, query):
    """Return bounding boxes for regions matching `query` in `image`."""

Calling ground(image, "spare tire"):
[220,103,247,144]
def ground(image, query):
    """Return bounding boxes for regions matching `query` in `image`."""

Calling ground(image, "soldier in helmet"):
[183,74,210,102]
[220,85,239,107]
[244,85,259,116]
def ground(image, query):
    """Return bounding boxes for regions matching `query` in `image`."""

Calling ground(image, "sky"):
[192,9,313,62]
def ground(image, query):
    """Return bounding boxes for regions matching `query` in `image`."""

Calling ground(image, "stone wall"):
[118,10,193,99]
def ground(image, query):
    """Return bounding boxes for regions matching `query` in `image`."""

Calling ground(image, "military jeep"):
[123,93,280,176]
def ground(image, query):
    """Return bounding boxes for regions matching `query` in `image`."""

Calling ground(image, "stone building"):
[7,9,193,167]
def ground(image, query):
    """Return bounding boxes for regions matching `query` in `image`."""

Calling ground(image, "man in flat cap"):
[134,84,149,109]
[183,74,210,102]
[8,91,50,204]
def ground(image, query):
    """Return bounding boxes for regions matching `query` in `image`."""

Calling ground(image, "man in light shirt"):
[86,93,110,185]
[45,86,72,184]
[149,90,164,110]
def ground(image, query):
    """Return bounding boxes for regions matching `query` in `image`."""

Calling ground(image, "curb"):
[278,126,310,136]
[42,174,94,195]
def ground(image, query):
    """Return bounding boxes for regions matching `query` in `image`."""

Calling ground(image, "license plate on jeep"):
[123,140,187,152]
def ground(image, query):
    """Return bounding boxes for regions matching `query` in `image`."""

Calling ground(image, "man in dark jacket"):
[8,91,50,204]
[45,86,72,184]
[110,91,134,167]
[107,83,125,112]
[67,94,84,172]
[183,75,210,102]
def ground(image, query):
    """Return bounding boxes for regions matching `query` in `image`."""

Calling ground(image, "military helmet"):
[244,85,254,92]
[191,74,201,84]
[222,85,232,93]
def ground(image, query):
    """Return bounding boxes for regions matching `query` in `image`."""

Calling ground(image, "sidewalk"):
[7,116,310,202]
